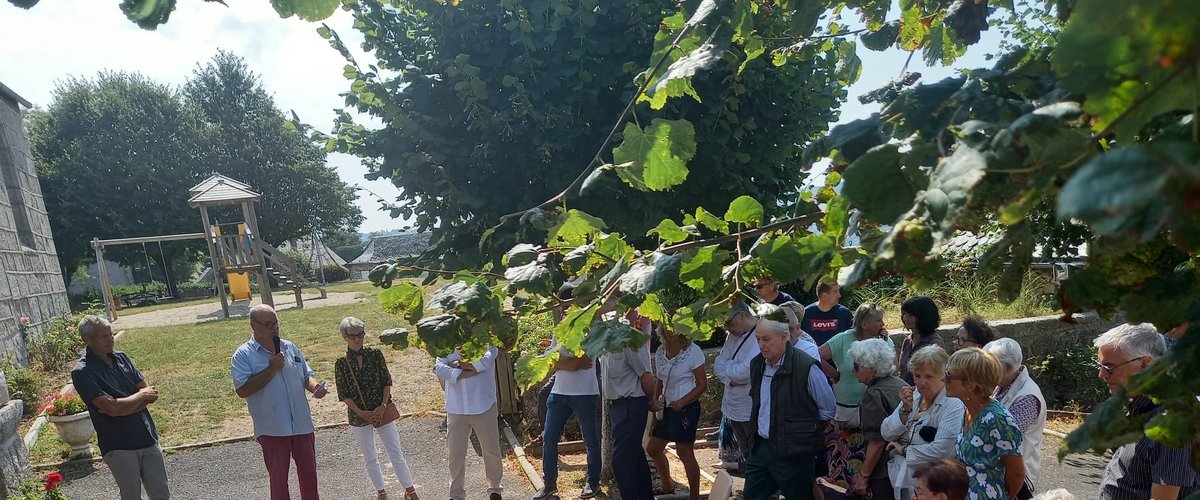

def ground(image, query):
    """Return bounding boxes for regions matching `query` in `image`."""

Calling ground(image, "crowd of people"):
[65,277,1200,500]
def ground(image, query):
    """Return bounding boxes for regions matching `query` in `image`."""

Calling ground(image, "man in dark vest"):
[744,318,835,500]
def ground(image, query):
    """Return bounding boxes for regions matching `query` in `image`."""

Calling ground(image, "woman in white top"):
[647,326,707,500]
[881,345,965,500]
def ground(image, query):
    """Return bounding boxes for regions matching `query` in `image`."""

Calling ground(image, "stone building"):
[346,232,431,279]
[0,81,71,493]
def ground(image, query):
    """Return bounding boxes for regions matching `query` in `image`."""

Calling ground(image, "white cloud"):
[0,0,407,233]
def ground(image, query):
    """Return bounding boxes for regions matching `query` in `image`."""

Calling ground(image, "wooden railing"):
[215,234,256,268]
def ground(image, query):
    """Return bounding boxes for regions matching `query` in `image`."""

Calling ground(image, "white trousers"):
[351,421,416,492]
[446,403,504,500]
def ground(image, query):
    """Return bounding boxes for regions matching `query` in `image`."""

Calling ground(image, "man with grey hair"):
[232,304,328,500]
[712,300,763,471]
[985,338,1046,496]
[71,315,170,499]
[1094,323,1199,500]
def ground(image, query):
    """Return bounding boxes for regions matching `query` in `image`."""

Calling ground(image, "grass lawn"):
[29,280,446,464]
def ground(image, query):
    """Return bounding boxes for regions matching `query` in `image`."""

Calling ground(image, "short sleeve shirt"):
[956,400,1023,499]
[654,343,705,404]
[231,338,317,437]
[600,345,651,400]
[71,350,158,454]
[825,330,896,405]
[550,342,600,396]
[334,348,393,427]
[801,303,855,346]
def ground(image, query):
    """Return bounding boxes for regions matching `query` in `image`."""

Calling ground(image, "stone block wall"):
[0,370,30,495]
[0,88,71,367]
[888,312,1120,360]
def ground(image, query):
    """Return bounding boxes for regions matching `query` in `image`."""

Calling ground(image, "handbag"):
[347,353,401,428]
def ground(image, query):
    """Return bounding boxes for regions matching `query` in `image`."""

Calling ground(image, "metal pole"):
[313,227,326,284]
[92,238,115,321]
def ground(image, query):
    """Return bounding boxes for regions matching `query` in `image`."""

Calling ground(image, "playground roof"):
[188,174,261,206]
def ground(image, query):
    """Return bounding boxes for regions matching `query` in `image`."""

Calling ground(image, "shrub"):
[316,264,350,282]
[176,280,214,299]
[38,393,87,416]
[5,359,44,415]
[26,311,93,371]
[1028,345,1109,411]
[11,471,68,500]
[111,281,167,297]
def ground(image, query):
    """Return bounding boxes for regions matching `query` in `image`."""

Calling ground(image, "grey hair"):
[339,316,366,335]
[1093,323,1165,359]
[249,304,275,323]
[848,338,896,375]
[770,321,790,337]
[984,338,1024,371]
[78,315,111,339]
[1032,489,1076,500]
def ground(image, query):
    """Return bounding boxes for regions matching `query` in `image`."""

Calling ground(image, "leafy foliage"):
[5,0,340,29]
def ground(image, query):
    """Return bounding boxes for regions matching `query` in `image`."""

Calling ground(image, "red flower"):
[44,471,63,490]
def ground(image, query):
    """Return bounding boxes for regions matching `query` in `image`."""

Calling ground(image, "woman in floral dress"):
[945,348,1025,500]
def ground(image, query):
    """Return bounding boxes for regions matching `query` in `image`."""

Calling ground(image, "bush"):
[315,264,350,282]
[111,281,167,297]
[1028,345,1109,411]
[5,359,44,415]
[176,280,214,299]
[26,311,93,371]
[38,392,87,416]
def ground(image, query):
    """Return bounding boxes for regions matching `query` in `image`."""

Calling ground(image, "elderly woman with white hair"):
[984,338,1045,498]
[841,338,909,499]
[881,345,964,500]
[334,317,420,500]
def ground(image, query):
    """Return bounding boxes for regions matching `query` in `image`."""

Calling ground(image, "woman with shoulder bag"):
[647,325,707,500]
[334,317,419,500]
[881,346,965,500]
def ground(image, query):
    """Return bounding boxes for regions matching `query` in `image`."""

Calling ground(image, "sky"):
[0,1,1001,234]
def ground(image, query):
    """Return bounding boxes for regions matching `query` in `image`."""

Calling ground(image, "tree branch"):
[759,26,872,41]
[659,212,824,255]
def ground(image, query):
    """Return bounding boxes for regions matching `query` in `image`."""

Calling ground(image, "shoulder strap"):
[346,358,367,408]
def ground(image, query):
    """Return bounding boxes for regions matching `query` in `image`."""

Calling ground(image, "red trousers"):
[257,433,319,500]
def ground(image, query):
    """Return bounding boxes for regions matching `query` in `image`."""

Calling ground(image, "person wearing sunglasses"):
[334,317,419,500]
[752,276,795,305]
[945,348,1024,500]
[1093,323,1199,500]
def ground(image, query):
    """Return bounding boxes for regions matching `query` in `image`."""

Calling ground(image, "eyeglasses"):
[913,486,931,496]
[752,283,769,290]
[953,336,974,345]
[1094,357,1142,376]
[343,332,366,340]
[254,319,280,328]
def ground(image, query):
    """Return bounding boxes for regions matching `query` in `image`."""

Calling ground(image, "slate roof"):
[188,174,261,206]
[0,81,32,108]
[941,231,1087,263]
[348,233,432,265]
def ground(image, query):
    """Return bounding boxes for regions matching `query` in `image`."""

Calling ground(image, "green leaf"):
[898,4,929,51]
[724,195,764,226]
[563,244,594,274]
[503,243,540,267]
[501,75,519,87]
[493,316,519,352]
[379,328,410,350]
[803,114,883,164]
[695,207,729,235]
[415,314,471,358]
[647,219,696,244]
[729,0,754,42]
[582,319,651,358]
[618,252,683,296]
[669,299,729,342]
[643,43,723,109]
[1057,145,1169,237]
[292,0,339,21]
[580,163,617,195]
[504,261,554,294]
[835,40,863,85]
[429,281,495,316]
[842,144,918,224]
[861,21,899,51]
[612,119,698,191]
[316,24,332,39]
[822,195,851,242]
[379,282,424,323]
[679,246,728,291]
[640,293,671,323]
[515,350,560,391]
[555,304,599,356]
[548,209,608,245]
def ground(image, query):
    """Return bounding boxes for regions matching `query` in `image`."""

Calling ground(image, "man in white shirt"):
[532,341,603,499]
[713,301,762,473]
[436,346,504,500]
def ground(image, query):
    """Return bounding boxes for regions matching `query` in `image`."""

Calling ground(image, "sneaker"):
[711,460,739,470]
[491,494,503,500]
[580,484,599,499]
[532,487,557,500]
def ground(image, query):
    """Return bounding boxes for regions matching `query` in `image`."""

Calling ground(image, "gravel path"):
[112,292,364,329]
[56,416,533,500]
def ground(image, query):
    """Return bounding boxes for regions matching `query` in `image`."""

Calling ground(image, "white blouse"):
[653,343,705,405]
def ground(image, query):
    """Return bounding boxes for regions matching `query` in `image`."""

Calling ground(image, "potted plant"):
[12,471,68,499]
[39,393,93,458]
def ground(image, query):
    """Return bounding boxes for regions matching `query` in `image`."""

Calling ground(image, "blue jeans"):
[542,393,602,488]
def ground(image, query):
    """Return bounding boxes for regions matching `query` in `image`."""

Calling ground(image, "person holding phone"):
[232,304,328,500]
[335,317,419,500]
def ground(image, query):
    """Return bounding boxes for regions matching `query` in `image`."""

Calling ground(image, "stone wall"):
[0,372,30,495]
[0,87,71,366]
[888,312,1121,360]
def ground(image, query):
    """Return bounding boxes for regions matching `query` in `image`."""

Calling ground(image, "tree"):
[359,0,1200,474]
[320,0,847,267]
[183,51,364,246]
[27,72,209,296]
[5,0,340,30]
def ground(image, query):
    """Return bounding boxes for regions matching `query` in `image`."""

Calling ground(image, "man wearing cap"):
[711,301,763,473]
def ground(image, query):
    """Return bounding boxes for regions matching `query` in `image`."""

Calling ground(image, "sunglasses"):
[1094,357,1141,376]
[944,369,964,381]
[752,283,770,289]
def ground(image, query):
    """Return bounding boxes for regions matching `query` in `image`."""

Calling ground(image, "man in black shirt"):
[753,276,795,306]
[71,315,170,500]
[801,278,854,346]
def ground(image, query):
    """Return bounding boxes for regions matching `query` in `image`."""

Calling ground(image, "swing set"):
[91,175,326,321]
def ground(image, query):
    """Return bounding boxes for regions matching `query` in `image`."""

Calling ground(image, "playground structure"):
[91,175,326,321]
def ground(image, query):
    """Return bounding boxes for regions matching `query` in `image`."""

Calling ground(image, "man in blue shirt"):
[72,315,170,500]
[232,304,328,500]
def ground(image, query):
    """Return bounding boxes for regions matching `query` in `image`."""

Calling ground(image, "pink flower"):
[18,316,30,326]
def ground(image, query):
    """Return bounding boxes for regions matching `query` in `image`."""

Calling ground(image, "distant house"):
[941,231,1088,293]
[347,233,432,279]
[278,237,348,270]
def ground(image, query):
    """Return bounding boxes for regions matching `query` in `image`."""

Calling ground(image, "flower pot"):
[49,411,94,458]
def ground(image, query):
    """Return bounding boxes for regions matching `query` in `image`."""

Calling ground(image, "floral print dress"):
[956,400,1023,499]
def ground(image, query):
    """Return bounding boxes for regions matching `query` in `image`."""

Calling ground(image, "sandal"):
[654,486,675,496]
[376,491,389,500]
[404,488,420,500]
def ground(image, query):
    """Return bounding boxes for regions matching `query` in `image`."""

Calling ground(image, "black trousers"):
[610,396,654,500]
